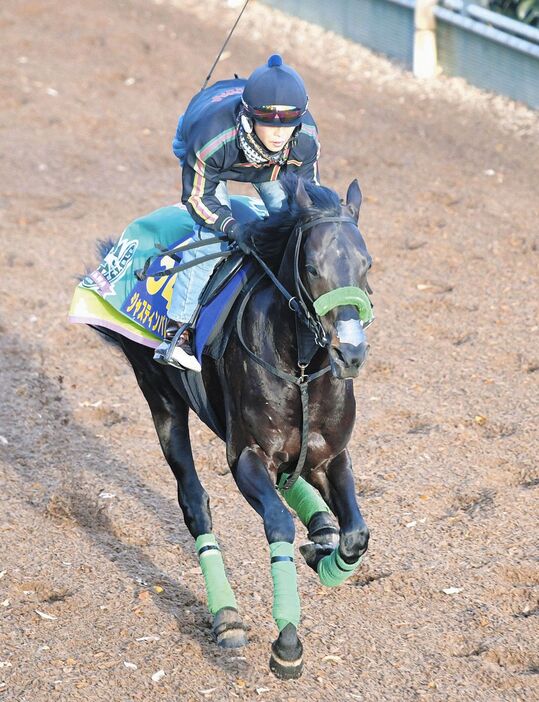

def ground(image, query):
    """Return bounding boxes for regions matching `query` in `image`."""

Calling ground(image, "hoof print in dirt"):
[212,607,248,649]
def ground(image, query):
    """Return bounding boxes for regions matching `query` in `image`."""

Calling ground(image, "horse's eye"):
[305,264,319,277]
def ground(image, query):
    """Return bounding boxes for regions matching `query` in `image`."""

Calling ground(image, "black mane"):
[249,175,342,265]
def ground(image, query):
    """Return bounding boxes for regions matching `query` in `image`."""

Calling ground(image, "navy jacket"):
[173,79,320,234]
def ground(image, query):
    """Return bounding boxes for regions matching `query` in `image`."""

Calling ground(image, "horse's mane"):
[249,175,342,267]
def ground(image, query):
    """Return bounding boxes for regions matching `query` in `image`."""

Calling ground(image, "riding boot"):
[153,320,202,372]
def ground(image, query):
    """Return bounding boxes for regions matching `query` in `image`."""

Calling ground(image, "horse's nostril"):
[334,346,346,363]
[333,342,369,368]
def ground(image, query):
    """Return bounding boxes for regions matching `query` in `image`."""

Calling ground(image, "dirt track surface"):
[1,1,538,700]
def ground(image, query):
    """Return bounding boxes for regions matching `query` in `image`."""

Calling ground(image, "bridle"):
[291,216,347,347]
[251,214,373,346]
[236,213,373,490]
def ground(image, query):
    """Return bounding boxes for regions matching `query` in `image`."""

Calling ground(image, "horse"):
[88,176,373,679]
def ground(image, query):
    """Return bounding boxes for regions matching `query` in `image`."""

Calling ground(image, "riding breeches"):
[168,179,286,323]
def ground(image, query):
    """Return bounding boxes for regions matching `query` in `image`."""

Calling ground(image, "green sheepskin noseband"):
[313,286,373,324]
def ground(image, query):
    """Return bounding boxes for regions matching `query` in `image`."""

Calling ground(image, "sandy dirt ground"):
[1,1,538,700]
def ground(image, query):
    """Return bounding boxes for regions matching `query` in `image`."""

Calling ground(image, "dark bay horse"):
[91,177,373,678]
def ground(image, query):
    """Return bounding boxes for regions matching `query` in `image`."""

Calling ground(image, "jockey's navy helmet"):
[242,54,308,127]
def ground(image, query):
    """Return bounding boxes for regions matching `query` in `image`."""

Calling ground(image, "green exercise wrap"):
[195,533,237,615]
[270,542,301,631]
[317,548,363,587]
[277,473,330,527]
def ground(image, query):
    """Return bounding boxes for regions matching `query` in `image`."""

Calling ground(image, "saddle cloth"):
[69,196,266,363]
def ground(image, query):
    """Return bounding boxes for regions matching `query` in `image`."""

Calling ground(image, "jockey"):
[154,54,320,371]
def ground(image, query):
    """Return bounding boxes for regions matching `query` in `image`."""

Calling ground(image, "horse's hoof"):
[269,649,304,679]
[212,607,248,649]
[307,511,339,548]
[299,542,334,572]
[269,623,303,679]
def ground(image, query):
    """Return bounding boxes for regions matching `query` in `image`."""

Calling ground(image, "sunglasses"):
[245,104,306,124]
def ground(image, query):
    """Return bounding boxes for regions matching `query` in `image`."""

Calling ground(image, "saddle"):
[193,252,256,361]
[167,253,258,439]
[69,196,266,436]
[198,251,245,308]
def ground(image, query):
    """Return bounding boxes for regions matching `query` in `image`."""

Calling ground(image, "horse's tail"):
[76,236,124,349]
[97,237,115,260]
[89,324,124,349]
[75,238,115,283]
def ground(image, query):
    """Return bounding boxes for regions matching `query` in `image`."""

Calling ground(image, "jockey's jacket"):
[174,78,320,235]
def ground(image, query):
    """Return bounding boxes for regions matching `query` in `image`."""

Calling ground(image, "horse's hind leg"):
[125,346,247,648]
[233,447,303,679]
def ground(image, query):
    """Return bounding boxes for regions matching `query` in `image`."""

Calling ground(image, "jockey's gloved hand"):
[227,221,253,255]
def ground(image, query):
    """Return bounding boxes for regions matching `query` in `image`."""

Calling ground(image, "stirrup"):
[156,323,187,360]
[154,323,190,369]
[154,325,202,372]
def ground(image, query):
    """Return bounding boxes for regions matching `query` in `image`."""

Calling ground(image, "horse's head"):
[293,178,373,380]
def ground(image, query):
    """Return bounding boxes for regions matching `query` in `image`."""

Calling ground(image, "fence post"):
[413,0,438,78]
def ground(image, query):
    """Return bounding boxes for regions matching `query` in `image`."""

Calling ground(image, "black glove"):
[227,221,253,255]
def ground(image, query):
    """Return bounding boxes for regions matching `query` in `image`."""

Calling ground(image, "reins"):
[250,215,353,345]
[135,235,232,281]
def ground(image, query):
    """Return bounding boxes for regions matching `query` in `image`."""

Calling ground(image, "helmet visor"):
[246,103,306,124]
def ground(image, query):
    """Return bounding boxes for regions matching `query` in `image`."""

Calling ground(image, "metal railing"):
[259,0,539,107]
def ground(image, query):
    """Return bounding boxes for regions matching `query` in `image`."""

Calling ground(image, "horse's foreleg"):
[277,474,339,544]
[128,355,246,648]
[234,447,303,679]
[315,449,369,587]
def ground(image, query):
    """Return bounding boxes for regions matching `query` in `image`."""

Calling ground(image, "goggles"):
[243,100,307,124]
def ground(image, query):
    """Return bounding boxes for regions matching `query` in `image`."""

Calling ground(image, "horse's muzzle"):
[329,341,370,378]
[327,316,369,378]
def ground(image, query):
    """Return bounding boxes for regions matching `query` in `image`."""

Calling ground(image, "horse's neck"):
[252,232,327,374]
[261,285,298,369]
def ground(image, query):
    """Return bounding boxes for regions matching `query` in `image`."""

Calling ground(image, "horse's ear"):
[295,177,312,210]
[346,179,362,222]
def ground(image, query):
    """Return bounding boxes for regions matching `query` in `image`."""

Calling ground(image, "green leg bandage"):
[270,542,301,631]
[278,474,331,526]
[317,548,363,587]
[195,533,237,615]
